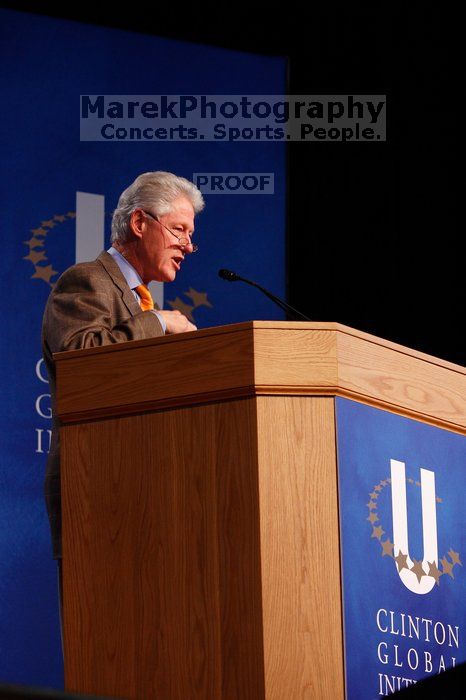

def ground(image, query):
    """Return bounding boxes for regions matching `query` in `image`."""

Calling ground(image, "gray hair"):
[111,171,205,243]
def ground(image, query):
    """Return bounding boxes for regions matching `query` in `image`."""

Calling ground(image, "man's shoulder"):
[54,252,115,291]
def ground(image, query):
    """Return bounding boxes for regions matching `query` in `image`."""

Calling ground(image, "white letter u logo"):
[390,459,438,594]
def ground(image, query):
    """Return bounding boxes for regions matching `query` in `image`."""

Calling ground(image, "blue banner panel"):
[335,398,465,698]
[0,8,286,689]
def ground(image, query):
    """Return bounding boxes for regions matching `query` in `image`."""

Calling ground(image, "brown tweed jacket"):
[41,251,164,558]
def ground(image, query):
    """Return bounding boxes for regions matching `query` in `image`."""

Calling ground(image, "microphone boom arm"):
[218,269,311,322]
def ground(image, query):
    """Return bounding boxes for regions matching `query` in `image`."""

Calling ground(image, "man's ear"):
[128,209,145,240]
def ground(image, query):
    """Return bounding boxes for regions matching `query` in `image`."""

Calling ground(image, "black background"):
[2,4,462,363]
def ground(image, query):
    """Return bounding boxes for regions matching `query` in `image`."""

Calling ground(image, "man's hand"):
[158,309,197,334]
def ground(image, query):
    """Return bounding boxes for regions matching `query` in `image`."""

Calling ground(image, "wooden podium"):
[55,322,466,700]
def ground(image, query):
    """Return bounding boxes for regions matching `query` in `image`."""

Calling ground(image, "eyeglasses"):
[141,210,198,253]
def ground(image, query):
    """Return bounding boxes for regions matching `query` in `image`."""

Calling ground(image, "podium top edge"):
[53,320,465,373]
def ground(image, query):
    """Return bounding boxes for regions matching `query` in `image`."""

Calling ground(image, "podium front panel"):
[335,398,465,699]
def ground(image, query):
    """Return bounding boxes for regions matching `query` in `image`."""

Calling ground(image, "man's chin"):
[159,269,177,283]
[149,267,176,283]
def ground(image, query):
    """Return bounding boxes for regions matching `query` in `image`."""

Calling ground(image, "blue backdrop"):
[0,9,286,688]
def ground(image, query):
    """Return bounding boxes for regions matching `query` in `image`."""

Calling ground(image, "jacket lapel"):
[97,251,141,316]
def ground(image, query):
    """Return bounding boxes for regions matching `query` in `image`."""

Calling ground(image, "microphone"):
[218,268,240,282]
[218,269,311,321]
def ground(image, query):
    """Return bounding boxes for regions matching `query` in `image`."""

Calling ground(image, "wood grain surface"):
[62,394,344,699]
[252,326,466,433]
[256,396,344,699]
[62,398,266,699]
[55,322,466,433]
[58,322,465,698]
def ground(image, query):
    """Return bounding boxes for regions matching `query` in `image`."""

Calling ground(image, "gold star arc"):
[410,559,426,583]
[448,549,462,566]
[371,525,385,540]
[24,212,76,289]
[381,538,394,558]
[167,296,195,321]
[31,264,58,284]
[184,287,212,308]
[395,551,409,572]
[23,250,47,264]
[367,474,460,590]
[23,236,45,249]
[427,561,442,585]
[440,557,455,579]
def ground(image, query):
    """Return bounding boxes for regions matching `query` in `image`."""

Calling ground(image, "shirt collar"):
[107,246,143,290]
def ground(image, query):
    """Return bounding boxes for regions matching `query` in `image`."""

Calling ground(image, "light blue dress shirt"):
[107,246,166,333]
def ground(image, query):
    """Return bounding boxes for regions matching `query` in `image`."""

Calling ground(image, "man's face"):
[136,195,195,284]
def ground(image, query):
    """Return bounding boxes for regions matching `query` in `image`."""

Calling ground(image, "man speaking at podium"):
[41,171,205,563]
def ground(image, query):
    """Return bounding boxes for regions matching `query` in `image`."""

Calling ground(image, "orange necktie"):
[135,284,154,311]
